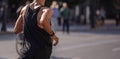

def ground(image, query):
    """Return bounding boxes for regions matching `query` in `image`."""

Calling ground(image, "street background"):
[0,0,120,59]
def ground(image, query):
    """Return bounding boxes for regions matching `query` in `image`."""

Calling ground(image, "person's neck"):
[29,0,43,10]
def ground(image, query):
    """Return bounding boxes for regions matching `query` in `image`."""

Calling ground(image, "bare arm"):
[14,6,27,34]
[14,15,23,34]
[40,8,59,46]
[40,9,53,34]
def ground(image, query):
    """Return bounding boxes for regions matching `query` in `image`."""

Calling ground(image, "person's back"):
[23,5,52,59]
[60,8,70,20]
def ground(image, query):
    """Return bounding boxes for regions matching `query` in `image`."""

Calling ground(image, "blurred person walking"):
[14,0,59,59]
[99,7,106,26]
[60,2,70,34]
[0,1,7,31]
[95,9,102,27]
[50,1,59,32]
[116,13,120,26]
[0,7,4,22]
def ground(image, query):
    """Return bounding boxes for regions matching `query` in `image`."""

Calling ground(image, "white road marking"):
[56,39,120,51]
[112,47,120,52]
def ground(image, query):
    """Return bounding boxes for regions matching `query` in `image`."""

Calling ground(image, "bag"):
[16,33,30,56]
[16,33,24,55]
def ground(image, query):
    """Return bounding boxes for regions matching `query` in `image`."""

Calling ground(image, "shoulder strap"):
[21,5,29,33]
[21,5,29,18]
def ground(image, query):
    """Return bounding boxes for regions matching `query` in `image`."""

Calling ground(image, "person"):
[75,5,80,24]
[60,2,70,34]
[116,13,120,26]
[14,0,59,59]
[99,7,106,26]
[50,1,59,32]
[95,9,102,27]
[0,7,4,22]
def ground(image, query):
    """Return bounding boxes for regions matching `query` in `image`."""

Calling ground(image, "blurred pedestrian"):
[60,2,70,34]
[116,13,120,26]
[99,7,106,26]
[95,9,102,27]
[0,1,7,31]
[50,1,59,32]
[85,5,90,24]
[75,5,80,24]
[14,0,59,59]
[0,7,4,21]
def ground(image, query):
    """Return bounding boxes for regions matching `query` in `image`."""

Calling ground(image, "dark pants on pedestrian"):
[62,19,69,33]
[116,18,120,26]
[101,17,105,25]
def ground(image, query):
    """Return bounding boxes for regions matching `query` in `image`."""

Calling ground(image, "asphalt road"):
[0,31,120,59]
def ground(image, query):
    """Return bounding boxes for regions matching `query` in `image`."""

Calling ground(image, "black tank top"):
[24,5,52,48]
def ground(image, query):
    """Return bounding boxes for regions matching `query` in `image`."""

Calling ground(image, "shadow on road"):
[0,58,7,59]
[51,56,71,59]
[69,28,120,35]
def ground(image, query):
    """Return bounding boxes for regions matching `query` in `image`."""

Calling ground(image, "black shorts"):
[18,45,52,59]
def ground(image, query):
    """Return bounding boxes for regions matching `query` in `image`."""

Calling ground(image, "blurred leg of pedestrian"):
[116,19,119,26]
[51,17,57,32]
[101,17,105,26]
[58,17,61,26]
[62,19,69,34]
[62,20,66,33]
[66,19,69,34]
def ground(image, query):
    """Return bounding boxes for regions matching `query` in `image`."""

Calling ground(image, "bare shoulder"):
[20,5,28,15]
[42,7,53,14]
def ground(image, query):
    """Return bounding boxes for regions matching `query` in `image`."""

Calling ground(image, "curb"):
[0,31,15,35]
